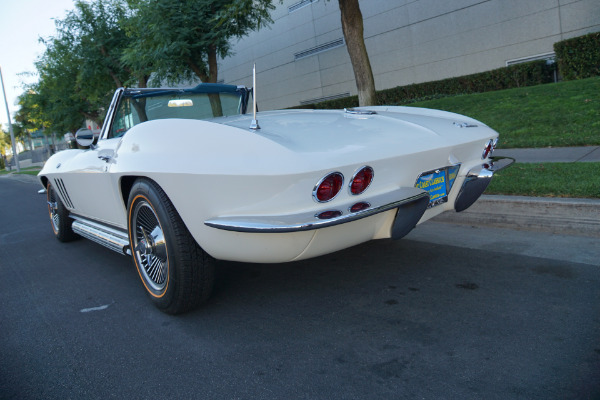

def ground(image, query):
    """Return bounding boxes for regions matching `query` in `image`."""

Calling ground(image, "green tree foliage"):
[123,0,273,116]
[123,0,274,85]
[29,0,146,133]
[15,90,48,133]
[21,0,273,130]
[0,127,11,156]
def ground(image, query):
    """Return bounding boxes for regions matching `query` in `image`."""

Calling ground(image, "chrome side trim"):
[71,216,131,255]
[100,88,125,140]
[205,187,429,233]
[454,156,515,212]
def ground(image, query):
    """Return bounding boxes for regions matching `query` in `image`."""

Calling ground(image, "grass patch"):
[1,166,41,176]
[409,77,600,148]
[486,162,600,198]
[17,170,41,176]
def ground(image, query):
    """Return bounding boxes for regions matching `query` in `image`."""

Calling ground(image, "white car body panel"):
[39,87,510,263]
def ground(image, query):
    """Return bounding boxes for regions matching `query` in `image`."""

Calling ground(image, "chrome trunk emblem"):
[453,122,478,128]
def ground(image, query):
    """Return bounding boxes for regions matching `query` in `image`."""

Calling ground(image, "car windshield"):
[108,85,248,138]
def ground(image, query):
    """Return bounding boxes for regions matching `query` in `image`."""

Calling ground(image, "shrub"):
[293,60,555,109]
[554,32,600,80]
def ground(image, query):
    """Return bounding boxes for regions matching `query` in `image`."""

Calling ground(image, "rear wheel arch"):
[120,175,203,249]
[119,175,139,211]
[126,177,215,314]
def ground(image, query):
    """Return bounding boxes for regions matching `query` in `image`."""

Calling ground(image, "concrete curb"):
[0,173,41,185]
[433,195,600,238]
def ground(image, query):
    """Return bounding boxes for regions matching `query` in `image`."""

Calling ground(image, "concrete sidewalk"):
[436,146,600,237]
[434,195,599,238]
[495,146,600,163]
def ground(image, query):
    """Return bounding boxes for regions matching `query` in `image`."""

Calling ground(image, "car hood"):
[216,107,494,155]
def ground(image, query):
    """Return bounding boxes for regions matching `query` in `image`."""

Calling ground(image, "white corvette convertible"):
[39,82,512,314]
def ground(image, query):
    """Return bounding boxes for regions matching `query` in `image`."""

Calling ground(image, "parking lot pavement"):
[407,220,600,266]
[2,177,600,400]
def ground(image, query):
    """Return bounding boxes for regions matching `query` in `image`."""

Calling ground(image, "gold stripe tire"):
[127,178,215,314]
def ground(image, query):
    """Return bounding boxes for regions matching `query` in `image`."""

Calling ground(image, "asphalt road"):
[1,177,599,400]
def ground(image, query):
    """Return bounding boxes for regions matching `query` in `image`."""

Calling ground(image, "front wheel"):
[127,179,215,314]
[46,182,78,242]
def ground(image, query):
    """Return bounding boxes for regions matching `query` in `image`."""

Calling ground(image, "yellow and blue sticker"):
[415,165,460,208]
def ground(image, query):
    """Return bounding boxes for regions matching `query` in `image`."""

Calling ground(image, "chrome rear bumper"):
[454,156,515,212]
[205,187,429,234]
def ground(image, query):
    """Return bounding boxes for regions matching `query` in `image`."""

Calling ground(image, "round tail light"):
[482,139,495,159]
[350,166,374,195]
[316,210,342,220]
[313,172,344,202]
[349,202,370,213]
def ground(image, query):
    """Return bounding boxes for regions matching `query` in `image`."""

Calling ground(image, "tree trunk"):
[206,45,223,117]
[132,99,149,122]
[188,48,223,117]
[338,0,377,106]
[207,44,219,83]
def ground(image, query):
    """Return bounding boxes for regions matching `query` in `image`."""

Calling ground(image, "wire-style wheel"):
[127,178,215,314]
[131,200,168,292]
[46,182,78,242]
[47,184,60,234]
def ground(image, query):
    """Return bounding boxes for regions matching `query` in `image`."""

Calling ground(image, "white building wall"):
[218,0,600,110]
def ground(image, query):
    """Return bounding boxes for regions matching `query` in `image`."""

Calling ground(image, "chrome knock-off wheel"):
[47,186,60,234]
[127,178,216,314]
[131,200,169,292]
[45,182,78,242]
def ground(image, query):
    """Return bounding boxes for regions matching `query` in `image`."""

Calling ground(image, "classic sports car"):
[39,82,512,314]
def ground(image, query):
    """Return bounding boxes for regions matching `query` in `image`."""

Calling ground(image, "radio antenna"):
[250,64,260,130]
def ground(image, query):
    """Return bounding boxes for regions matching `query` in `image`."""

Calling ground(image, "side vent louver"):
[54,178,75,209]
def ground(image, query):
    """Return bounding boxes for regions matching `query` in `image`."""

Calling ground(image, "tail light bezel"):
[313,172,344,203]
[349,166,374,196]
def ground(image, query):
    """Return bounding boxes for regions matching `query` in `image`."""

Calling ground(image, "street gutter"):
[434,195,600,238]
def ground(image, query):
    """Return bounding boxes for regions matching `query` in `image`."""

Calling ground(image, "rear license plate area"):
[415,165,460,208]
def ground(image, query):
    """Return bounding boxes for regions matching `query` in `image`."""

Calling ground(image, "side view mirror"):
[75,128,97,148]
